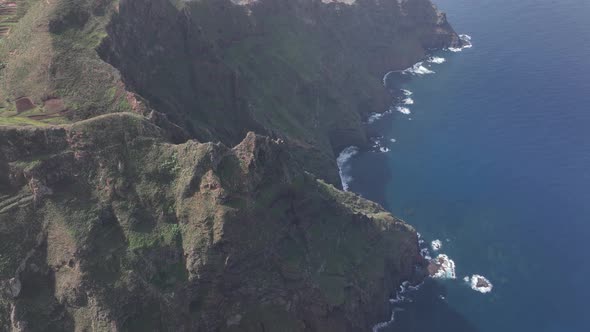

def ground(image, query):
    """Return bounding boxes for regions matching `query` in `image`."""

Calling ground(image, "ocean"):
[340,0,590,331]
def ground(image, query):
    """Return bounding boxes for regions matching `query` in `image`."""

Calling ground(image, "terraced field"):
[0,1,24,39]
[0,0,74,126]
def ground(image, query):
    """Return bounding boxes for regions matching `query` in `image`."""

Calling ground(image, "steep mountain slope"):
[0,0,460,330]
[1,0,460,184]
[0,113,423,331]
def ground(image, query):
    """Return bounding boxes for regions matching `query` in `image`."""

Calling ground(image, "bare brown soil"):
[15,97,35,112]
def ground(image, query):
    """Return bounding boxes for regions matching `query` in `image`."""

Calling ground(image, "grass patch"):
[127,223,181,251]
[0,115,48,126]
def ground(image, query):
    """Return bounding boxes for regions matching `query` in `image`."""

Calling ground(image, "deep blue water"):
[346,0,590,331]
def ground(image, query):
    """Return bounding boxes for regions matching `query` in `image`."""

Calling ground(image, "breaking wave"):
[382,70,396,86]
[431,239,442,251]
[367,112,384,124]
[427,56,446,64]
[447,34,473,52]
[371,136,393,153]
[372,281,423,331]
[396,106,411,115]
[430,254,457,279]
[403,97,414,105]
[401,89,413,96]
[336,146,359,191]
[402,61,435,75]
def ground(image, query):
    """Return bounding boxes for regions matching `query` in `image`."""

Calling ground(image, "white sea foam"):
[367,112,384,124]
[431,239,442,251]
[379,147,390,153]
[427,56,446,64]
[420,247,430,258]
[402,62,435,75]
[465,274,493,293]
[401,89,413,96]
[390,138,397,143]
[336,146,359,191]
[382,71,395,86]
[431,254,456,279]
[402,97,414,105]
[396,106,411,115]
[447,34,473,52]
[373,280,423,331]
[372,308,405,332]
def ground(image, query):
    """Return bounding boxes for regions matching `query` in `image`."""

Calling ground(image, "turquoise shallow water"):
[346,0,590,331]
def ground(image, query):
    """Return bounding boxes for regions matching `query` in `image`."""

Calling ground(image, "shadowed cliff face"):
[97,0,461,184]
[0,113,424,331]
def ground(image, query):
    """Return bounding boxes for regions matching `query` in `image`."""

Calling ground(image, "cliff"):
[1,0,460,184]
[0,0,460,330]
[0,113,422,331]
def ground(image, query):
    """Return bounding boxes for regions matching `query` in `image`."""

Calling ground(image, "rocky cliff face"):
[0,0,458,330]
[0,113,423,331]
[97,0,460,182]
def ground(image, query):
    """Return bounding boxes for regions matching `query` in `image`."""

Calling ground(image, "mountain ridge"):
[0,0,461,330]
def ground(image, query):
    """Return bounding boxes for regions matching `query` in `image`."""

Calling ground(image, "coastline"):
[0,0,467,330]
[337,33,475,330]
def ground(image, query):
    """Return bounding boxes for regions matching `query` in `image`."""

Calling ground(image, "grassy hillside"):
[0,113,422,330]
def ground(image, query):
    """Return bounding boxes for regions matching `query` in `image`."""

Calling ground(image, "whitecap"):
[401,89,413,96]
[396,106,411,115]
[336,146,359,191]
[427,56,446,64]
[447,34,473,52]
[420,247,430,258]
[402,62,435,75]
[367,112,384,124]
[379,147,390,153]
[402,97,414,105]
[430,254,456,279]
[431,239,442,251]
[390,138,397,143]
[465,274,493,293]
